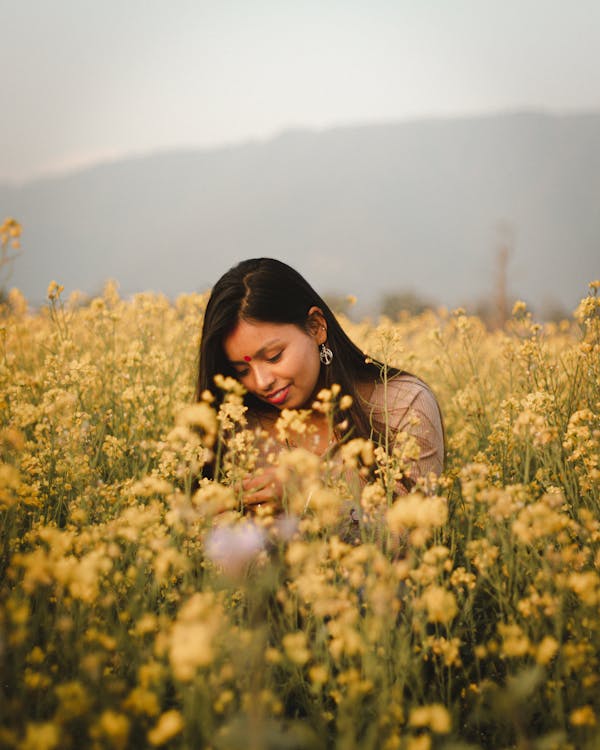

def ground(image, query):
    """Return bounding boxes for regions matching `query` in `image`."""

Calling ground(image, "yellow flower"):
[1,426,25,451]
[138,662,165,688]
[426,636,462,667]
[214,689,235,714]
[341,438,375,469]
[382,734,401,750]
[567,571,600,606]
[535,636,559,666]
[19,722,59,750]
[574,294,600,324]
[386,495,448,540]
[46,280,64,301]
[309,664,329,685]
[176,402,218,447]
[570,705,596,727]
[24,669,51,690]
[129,476,173,497]
[328,619,365,659]
[26,647,45,665]
[265,647,282,664]
[147,710,185,746]
[54,681,92,721]
[192,481,236,515]
[419,586,458,624]
[168,593,223,681]
[409,703,451,733]
[406,736,431,750]
[1,216,22,242]
[498,623,530,658]
[339,394,353,410]
[0,463,22,509]
[307,488,342,526]
[286,540,313,567]
[214,373,246,396]
[170,620,215,680]
[466,539,499,572]
[93,711,130,750]
[512,498,569,545]
[123,687,160,717]
[275,407,311,442]
[282,631,310,666]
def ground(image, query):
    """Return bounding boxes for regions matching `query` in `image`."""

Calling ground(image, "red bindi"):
[243,356,252,362]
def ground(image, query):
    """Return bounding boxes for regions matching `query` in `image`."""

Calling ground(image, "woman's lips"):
[265,385,290,405]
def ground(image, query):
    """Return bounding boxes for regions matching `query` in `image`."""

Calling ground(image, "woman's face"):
[223,315,326,410]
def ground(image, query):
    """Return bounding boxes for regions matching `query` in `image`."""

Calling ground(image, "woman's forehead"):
[224,319,296,358]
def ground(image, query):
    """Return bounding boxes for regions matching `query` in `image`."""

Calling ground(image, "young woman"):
[197,258,444,512]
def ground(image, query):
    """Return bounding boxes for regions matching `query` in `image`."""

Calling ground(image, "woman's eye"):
[267,352,282,363]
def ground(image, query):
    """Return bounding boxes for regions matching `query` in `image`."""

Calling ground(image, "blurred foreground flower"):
[409,703,452,733]
[148,710,184,746]
[386,494,448,545]
[205,521,266,578]
[419,585,458,624]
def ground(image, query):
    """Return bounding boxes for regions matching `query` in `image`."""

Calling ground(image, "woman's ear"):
[306,306,327,344]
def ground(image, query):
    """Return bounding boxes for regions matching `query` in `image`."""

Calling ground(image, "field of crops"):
[1,279,599,750]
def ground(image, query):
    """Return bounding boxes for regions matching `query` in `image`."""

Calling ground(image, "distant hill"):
[2,112,599,313]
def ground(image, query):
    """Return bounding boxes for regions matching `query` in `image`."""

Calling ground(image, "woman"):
[197,258,444,512]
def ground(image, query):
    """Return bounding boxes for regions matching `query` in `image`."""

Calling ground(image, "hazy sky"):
[2,0,600,182]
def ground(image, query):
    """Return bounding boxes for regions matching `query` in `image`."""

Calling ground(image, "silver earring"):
[319,342,333,365]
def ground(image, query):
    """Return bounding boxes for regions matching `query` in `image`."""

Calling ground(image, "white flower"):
[205,522,266,577]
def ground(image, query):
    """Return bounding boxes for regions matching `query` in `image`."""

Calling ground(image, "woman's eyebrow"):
[228,339,282,365]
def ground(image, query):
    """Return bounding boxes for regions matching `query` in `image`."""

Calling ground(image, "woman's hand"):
[241,466,284,514]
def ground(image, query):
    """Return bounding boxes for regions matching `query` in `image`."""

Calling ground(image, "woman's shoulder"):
[362,372,445,482]
[367,372,438,412]
[361,372,443,436]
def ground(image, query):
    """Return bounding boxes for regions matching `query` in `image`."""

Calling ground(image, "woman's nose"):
[253,364,275,391]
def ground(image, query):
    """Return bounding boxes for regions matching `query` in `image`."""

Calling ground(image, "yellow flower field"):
[1,278,599,749]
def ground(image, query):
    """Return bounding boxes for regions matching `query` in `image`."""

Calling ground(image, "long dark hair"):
[197,258,400,439]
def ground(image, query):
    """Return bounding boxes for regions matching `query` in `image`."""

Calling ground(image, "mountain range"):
[2,111,599,314]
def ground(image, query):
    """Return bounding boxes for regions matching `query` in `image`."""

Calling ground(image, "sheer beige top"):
[361,373,444,489]
[251,373,444,490]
